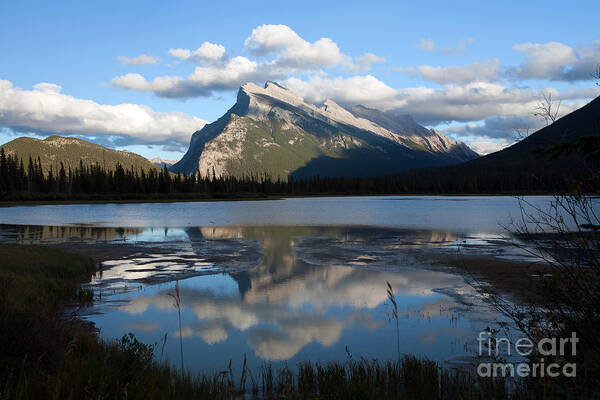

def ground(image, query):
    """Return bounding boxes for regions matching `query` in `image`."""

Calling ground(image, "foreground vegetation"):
[4,243,585,399]
[480,195,600,398]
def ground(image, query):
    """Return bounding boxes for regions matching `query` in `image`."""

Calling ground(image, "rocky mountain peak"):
[240,81,306,108]
[171,81,479,178]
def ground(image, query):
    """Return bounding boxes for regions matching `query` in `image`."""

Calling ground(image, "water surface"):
[0,195,556,233]
[0,196,543,373]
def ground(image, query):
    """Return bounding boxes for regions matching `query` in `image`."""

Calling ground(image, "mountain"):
[149,157,179,168]
[397,95,600,193]
[463,95,600,170]
[0,136,160,173]
[171,81,478,179]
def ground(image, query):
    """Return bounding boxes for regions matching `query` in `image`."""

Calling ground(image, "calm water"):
[0,196,552,373]
[0,196,557,232]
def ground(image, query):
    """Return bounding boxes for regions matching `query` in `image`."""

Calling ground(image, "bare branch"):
[512,126,531,143]
[532,92,561,126]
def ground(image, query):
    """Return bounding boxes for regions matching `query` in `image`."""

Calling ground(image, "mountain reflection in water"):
[1,224,512,372]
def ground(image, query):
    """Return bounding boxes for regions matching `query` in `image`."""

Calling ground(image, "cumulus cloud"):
[287,76,590,153]
[283,74,593,127]
[33,82,63,93]
[106,28,597,153]
[113,24,384,98]
[399,59,500,84]
[396,83,592,124]
[407,39,599,84]
[112,57,274,98]
[244,24,306,56]
[510,40,600,81]
[283,75,398,109]
[118,54,159,65]
[511,41,577,79]
[168,41,226,63]
[244,24,365,71]
[0,79,207,145]
[399,39,600,84]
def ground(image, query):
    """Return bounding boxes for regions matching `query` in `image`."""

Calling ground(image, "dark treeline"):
[0,147,597,201]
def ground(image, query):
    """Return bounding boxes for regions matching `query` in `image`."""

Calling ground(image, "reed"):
[386,281,401,361]
[169,279,185,373]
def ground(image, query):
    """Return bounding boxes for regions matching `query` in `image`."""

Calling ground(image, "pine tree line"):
[0,147,595,200]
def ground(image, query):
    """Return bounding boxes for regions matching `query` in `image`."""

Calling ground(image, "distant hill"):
[396,95,600,193]
[464,95,600,170]
[0,136,160,173]
[171,81,478,179]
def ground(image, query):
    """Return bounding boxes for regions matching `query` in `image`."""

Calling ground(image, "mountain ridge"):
[149,157,179,168]
[464,95,600,169]
[171,81,478,179]
[0,135,160,173]
[395,95,600,193]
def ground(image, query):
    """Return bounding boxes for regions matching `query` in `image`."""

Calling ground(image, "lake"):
[0,196,552,374]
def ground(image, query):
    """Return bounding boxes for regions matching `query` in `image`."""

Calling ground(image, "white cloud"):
[409,39,599,83]
[107,29,597,151]
[283,75,398,109]
[33,82,62,93]
[244,24,346,69]
[283,74,593,129]
[244,24,305,56]
[440,97,588,151]
[510,40,600,81]
[168,41,226,63]
[188,56,262,86]
[0,79,207,145]
[118,54,159,65]
[112,57,274,98]
[400,59,500,84]
[344,52,386,73]
[394,83,590,124]
[284,75,525,120]
[168,48,191,60]
[113,25,384,98]
[194,42,226,60]
[512,41,577,79]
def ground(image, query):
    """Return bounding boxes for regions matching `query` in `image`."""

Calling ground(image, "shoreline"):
[0,191,564,207]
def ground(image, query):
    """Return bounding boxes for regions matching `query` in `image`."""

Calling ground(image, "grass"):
[0,244,221,399]
[0,243,586,399]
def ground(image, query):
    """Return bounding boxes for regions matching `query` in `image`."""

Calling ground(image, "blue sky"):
[1,0,599,158]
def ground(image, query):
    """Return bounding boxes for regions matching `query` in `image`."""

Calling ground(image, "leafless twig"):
[532,92,561,126]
